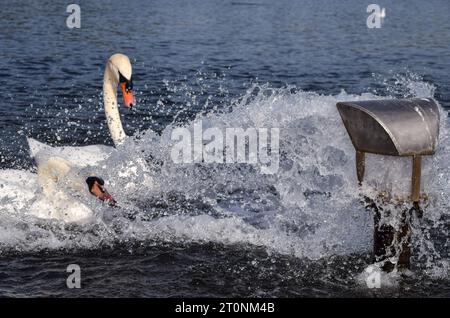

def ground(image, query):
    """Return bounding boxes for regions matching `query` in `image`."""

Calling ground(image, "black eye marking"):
[86,176,105,191]
[118,71,127,83]
[119,71,133,92]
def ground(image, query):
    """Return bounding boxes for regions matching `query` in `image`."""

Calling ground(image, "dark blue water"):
[0,0,449,297]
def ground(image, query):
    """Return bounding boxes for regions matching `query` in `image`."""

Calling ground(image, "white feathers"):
[27,137,113,168]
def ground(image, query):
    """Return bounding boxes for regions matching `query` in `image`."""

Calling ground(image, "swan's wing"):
[27,138,52,159]
[51,144,113,167]
[27,137,113,167]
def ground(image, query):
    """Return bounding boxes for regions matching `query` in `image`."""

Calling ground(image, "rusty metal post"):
[411,155,422,203]
[356,151,365,184]
[371,200,412,271]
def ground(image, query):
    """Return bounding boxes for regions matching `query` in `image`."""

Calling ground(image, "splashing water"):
[0,75,448,286]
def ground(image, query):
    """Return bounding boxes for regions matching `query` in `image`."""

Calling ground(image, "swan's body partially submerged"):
[29,187,94,223]
[0,162,97,223]
[28,154,117,223]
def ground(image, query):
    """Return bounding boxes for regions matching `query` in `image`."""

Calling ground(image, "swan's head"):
[86,176,116,206]
[108,53,135,108]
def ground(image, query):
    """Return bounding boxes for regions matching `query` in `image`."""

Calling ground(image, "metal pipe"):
[356,151,365,184]
[411,155,422,203]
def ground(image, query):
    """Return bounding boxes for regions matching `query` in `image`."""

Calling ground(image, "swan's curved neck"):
[103,65,126,146]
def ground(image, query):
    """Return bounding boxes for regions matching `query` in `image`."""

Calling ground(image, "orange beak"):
[94,182,116,206]
[99,188,117,206]
[121,82,135,108]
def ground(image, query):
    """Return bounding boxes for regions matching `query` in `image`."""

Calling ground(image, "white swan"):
[22,53,158,223]
[21,53,142,222]
[28,155,116,223]
[0,158,106,223]
[27,53,135,167]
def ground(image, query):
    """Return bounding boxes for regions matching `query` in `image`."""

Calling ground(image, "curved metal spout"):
[337,98,440,203]
[337,98,439,157]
